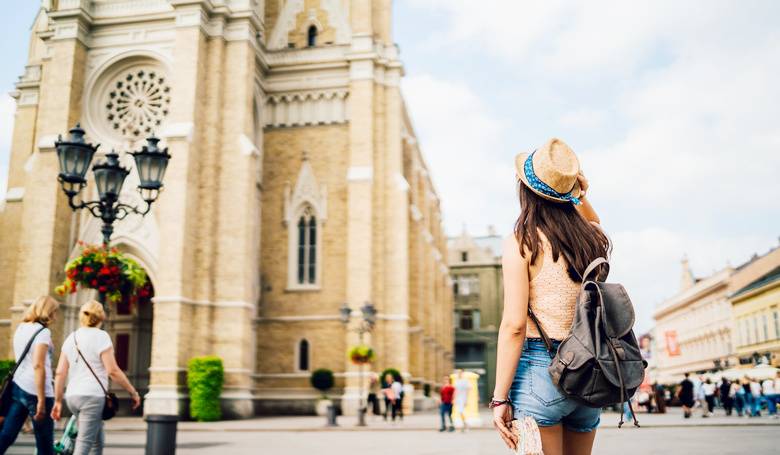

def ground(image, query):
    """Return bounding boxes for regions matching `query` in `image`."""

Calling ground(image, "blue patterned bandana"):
[523,151,581,205]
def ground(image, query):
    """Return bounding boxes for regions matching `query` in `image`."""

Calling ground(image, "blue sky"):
[2,1,780,331]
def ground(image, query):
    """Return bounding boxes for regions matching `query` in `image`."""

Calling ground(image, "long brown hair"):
[513,182,611,282]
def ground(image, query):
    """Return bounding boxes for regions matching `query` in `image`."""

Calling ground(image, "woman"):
[51,301,141,455]
[491,139,609,455]
[0,296,59,455]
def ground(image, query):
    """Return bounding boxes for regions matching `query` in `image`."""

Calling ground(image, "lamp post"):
[339,301,376,427]
[55,124,171,246]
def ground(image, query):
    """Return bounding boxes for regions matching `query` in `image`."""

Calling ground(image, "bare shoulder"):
[502,234,526,263]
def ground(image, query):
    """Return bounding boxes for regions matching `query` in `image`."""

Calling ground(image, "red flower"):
[83,266,92,273]
[98,286,107,292]
[70,281,77,292]
[99,266,111,276]
[90,280,97,286]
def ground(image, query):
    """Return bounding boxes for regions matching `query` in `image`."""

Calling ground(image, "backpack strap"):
[527,308,555,358]
[582,257,609,283]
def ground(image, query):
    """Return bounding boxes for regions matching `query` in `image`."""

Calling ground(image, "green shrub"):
[0,360,14,383]
[380,368,402,388]
[187,356,224,422]
[310,369,335,398]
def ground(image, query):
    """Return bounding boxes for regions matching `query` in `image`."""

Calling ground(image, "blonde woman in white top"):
[0,296,59,455]
[51,301,141,455]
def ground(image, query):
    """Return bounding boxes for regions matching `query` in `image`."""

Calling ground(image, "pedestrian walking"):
[453,370,471,432]
[702,378,716,417]
[749,378,762,417]
[491,139,608,454]
[694,375,707,417]
[381,373,395,421]
[438,376,455,432]
[732,379,745,417]
[677,373,696,418]
[367,374,381,417]
[0,296,59,455]
[50,301,141,455]
[391,377,404,421]
[653,383,667,414]
[760,376,777,418]
[719,377,734,416]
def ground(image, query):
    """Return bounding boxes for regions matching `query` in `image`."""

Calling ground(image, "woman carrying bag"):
[51,301,141,455]
[491,139,609,455]
[0,296,60,455]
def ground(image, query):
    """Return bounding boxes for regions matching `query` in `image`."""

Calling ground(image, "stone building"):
[652,247,780,383]
[448,226,503,403]
[0,0,453,417]
[652,258,736,383]
[728,246,780,368]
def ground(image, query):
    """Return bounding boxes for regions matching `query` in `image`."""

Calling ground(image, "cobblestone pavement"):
[6,425,778,454]
[5,409,779,454]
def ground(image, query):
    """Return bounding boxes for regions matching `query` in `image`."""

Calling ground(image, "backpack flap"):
[593,282,635,339]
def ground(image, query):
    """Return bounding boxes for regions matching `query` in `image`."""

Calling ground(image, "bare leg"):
[563,428,597,455]
[539,424,563,455]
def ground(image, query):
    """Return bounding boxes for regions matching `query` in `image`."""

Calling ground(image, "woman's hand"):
[50,401,62,421]
[131,391,141,410]
[34,401,46,422]
[493,403,517,450]
[577,171,589,196]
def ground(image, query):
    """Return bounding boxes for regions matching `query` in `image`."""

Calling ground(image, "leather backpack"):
[529,257,647,427]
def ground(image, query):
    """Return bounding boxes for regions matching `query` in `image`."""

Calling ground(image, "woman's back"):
[13,322,54,397]
[526,233,581,340]
[61,327,113,397]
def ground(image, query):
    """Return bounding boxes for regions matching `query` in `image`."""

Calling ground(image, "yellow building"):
[0,0,453,417]
[729,247,780,367]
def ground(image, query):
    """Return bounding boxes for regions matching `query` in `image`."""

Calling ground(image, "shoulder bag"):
[74,333,119,420]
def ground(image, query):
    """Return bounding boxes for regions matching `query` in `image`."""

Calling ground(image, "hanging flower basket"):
[55,242,150,305]
[348,345,376,365]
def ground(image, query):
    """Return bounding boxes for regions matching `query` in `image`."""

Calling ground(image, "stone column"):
[210,31,261,419]
[145,7,208,416]
[342,0,375,415]
[10,9,90,352]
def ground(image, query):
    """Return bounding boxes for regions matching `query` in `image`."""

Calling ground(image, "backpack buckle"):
[610,338,626,360]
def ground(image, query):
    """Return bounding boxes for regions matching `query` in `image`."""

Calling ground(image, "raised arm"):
[492,234,530,450]
[575,172,600,224]
[101,348,141,410]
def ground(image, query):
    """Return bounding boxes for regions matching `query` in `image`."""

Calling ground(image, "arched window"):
[307,26,317,47]
[298,339,310,371]
[296,206,317,285]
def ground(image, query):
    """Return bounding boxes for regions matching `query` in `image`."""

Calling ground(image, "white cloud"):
[398,1,780,328]
[402,74,517,233]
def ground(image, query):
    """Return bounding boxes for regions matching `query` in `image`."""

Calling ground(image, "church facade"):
[0,0,453,417]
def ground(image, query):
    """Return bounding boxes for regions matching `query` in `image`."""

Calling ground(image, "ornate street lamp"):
[340,301,376,427]
[55,124,171,246]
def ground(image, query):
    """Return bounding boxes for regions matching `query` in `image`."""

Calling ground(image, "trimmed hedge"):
[187,356,224,422]
[310,369,335,397]
[0,360,14,383]
[380,368,402,388]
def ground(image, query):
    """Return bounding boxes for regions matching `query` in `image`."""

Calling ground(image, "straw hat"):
[514,138,582,205]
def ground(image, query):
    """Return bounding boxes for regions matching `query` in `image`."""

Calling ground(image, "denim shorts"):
[509,339,601,432]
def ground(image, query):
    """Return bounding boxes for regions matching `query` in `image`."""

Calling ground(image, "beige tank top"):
[525,234,581,341]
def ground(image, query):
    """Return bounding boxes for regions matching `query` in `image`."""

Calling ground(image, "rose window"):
[104,69,171,139]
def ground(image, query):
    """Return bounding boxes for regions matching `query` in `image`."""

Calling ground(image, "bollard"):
[145,414,178,455]
[326,404,338,427]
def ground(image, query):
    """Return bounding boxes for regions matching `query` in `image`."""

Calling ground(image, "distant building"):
[728,246,780,368]
[653,245,780,383]
[653,258,735,383]
[448,226,503,403]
